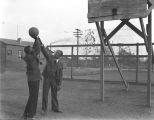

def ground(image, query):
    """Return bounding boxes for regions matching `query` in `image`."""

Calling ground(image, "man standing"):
[40,43,63,115]
[21,28,42,120]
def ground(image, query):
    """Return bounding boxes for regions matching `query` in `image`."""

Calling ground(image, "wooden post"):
[147,2,152,107]
[136,43,139,84]
[95,22,106,53]
[139,18,149,52]
[100,21,105,101]
[71,46,74,80]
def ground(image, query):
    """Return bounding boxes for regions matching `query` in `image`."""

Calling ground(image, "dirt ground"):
[0,71,154,120]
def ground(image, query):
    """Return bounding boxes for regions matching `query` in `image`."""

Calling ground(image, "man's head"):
[54,50,63,59]
[24,46,33,54]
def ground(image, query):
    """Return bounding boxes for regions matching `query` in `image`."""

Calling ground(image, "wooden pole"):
[136,43,139,84]
[147,2,152,107]
[96,21,105,101]
[139,18,149,52]
[71,46,74,80]
[100,21,105,101]
[95,22,106,53]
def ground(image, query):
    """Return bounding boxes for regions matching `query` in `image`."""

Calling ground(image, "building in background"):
[0,38,45,72]
[0,41,6,73]
[0,38,32,62]
[0,38,44,62]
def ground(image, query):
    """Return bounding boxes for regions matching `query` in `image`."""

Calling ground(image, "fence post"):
[100,21,105,101]
[71,46,74,80]
[136,43,139,84]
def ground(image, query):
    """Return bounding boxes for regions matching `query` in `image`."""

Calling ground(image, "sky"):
[0,0,154,46]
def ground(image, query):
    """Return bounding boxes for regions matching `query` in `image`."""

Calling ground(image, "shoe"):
[20,115,27,120]
[41,110,47,116]
[53,110,63,113]
[27,117,36,120]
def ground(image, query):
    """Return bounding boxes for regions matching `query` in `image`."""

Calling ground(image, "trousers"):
[23,80,40,118]
[42,78,59,111]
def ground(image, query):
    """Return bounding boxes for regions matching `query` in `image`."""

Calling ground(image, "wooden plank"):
[95,22,106,53]
[88,13,147,23]
[88,0,147,22]
[147,2,152,107]
[47,43,154,48]
[100,21,105,101]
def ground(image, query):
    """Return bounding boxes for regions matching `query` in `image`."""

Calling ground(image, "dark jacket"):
[41,46,63,86]
[23,38,42,81]
[55,59,63,86]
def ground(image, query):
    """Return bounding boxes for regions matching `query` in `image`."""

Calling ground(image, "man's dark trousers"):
[42,78,59,112]
[23,80,40,118]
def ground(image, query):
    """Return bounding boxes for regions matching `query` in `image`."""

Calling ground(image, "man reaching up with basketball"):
[21,27,42,120]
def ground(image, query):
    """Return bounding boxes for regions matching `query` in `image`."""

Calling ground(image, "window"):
[18,50,23,59]
[7,50,12,56]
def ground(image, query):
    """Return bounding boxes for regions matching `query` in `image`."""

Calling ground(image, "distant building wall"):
[6,44,25,62]
[0,38,44,71]
[0,41,6,73]
[6,44,44,62]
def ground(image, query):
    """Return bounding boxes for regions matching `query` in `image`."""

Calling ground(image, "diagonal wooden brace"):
[122,20,145,39]
[102,29,129,90]
[104,19,128,44]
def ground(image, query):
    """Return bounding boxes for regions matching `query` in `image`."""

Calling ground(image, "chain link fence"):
[47,43,154,84]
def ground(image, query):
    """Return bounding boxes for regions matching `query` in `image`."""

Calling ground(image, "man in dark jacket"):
[21,36,42,120]
[40,44,63,115]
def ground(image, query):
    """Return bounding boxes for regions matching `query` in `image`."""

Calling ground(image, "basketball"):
[29,27,39,38]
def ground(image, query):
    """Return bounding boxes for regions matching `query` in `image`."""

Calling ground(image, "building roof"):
[0,38,33,47]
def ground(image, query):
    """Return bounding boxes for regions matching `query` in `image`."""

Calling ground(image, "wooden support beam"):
[123,20,145,39]
[147,5,154,15]
[103,29,128,90]
[104,20,128,43]
[100,21,105,101]
[136,43,139,84]
[95,22,106,53]
[147,0,153,6]
[147,2,152,107]
[139,18,149,52]
[147,0,154,15]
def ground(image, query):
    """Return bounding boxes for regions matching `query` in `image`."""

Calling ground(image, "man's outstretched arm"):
[33,37,41,55]
[37,37,51,61]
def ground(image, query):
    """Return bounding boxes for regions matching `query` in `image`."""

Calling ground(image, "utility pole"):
[73,28,83,67]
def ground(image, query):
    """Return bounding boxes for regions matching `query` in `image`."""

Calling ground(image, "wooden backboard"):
[88,0,148,23]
